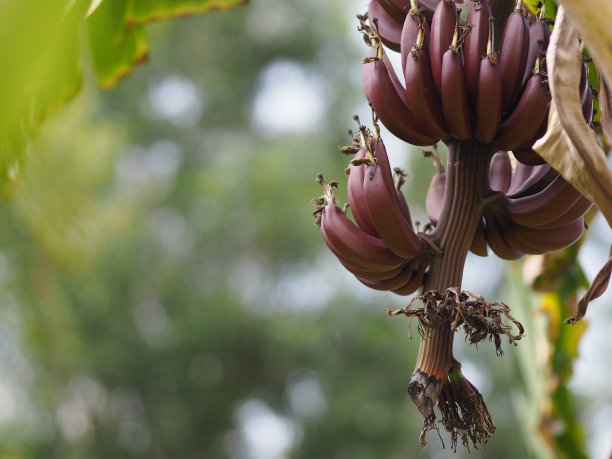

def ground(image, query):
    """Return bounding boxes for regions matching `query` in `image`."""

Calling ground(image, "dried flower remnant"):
[437,368,496,451]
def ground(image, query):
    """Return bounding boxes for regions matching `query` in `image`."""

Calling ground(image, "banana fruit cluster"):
[313,0,595,293]
[364,0,594,154]
[427,150,591,260]
[314,122,429,295]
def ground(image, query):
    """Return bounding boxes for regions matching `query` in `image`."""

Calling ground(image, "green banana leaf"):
[0,0,246,195]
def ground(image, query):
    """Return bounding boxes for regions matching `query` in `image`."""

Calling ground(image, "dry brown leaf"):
[565,246,612,323]
[558,0,612,85]
[533,6,612,228]
[598,73,612,143]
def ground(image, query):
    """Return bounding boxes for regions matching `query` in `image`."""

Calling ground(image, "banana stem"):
[408,141,495,422]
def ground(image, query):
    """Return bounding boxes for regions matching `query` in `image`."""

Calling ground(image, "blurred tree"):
[0,1,608,459]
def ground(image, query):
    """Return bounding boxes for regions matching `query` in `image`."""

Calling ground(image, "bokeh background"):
[0,1,610,458]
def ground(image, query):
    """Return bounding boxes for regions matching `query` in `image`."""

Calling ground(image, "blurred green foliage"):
[0,0,242,195]
[0,1,605,458]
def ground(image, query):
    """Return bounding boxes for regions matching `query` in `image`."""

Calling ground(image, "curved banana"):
[339,257,407,281]
[509,218,585,253]
[426,170,446,225]
[494,72,550,151]
[489,151,512,193]
[348,149,380,236]
[393,258,429,295]
[470,218,488,256]
[441,35,473,140]
[498,218,547,255]
[357,257,422,291]
[464,0,492,101]
[506,174,582,228]
[506,162,534,196]
[515,111,549,151]
[522,19,551,86]
[506,163,557,199]
[396,186,415,228]
[405,25,449,140]
[429,0,457,94]
[474,19,501,143]
[534,195,592,230]
[484,212,523,260]
[320,203,404,272]
[417,0,438,20]
[368,0,403,52]
[499,0,529,112]
[401,3,429,71]
[363,138,427,259]
[378,0,406,21]
[512,148,547,166]
[363,46,438,146]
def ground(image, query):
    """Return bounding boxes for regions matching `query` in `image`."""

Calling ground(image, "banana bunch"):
[313,120,429,295]
[312,0,594,294]
[363,0,594,156]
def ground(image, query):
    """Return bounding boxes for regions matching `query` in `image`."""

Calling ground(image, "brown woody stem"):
[409,141,494,421]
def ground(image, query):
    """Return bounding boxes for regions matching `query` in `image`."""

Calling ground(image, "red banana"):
[369,0,403,52]
[348,149,379,236]
[537,197,591,230]
[339,258,406,281]
[405,25,449,140]
[429,0,457,94]
[418,0,439,21]
[426,170,446,225]
[494,72,550,151]
[381,0,437,21]
[396,186,415,228]
[378,0,407,21]
[441,42,474,140]
[489,151,512,193]
[464,0,492,101]
[512,149,547,166]
[363,46,438,146]
[506,174,582,228]
[506,162,534,196]
[320,203,404,271]
[515,110,549,151]
[357,257,423,292]
[499,0,529,112]
[393,258,429,295]
[507,164,557,199]
[522,19,551,86]
[534,195,592,230]
[470,218,488,256]
[401,5,429,71]
[506,218,585,253]
[484,212,523,260]
[363,138,426,259]
[474,23,502,143]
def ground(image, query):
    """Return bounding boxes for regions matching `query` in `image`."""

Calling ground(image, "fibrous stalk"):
[409,141,494,441]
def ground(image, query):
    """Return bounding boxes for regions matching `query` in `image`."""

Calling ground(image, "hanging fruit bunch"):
[312,0,598,450]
